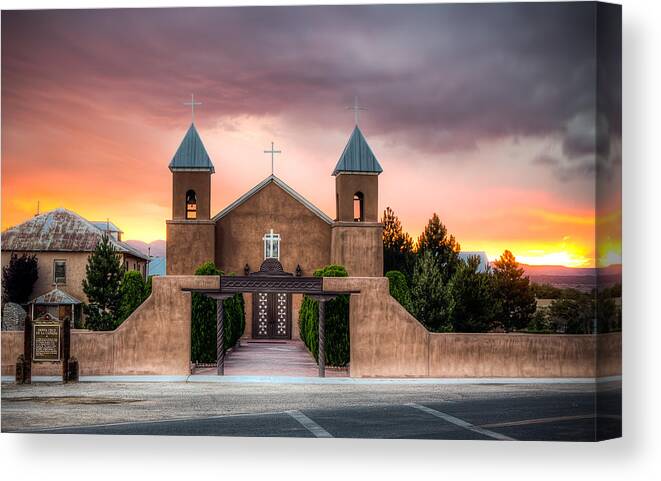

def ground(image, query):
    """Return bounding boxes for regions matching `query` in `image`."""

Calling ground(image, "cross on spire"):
[347,95,368,126]
[183,93,202,123]
[264,141,282,175]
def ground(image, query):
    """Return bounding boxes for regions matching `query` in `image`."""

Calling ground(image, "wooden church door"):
[253,292,291,339]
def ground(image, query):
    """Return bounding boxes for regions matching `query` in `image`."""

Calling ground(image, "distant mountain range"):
[520,264,621,291]
[124,239,166,258]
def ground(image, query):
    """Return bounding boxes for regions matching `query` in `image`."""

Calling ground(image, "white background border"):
[0,0,658,479]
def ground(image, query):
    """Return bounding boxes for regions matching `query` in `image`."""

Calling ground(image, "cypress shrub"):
[298,264,350,367]
[385,270,413,313]
[191,261,245,363]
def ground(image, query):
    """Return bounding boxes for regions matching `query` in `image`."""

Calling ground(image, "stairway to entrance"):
[193,340,348,377]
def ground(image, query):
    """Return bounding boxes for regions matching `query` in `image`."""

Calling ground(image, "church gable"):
[212,175,332,225]
[213,177,332,277]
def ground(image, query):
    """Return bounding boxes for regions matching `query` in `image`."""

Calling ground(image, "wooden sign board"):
[32,320,61,362]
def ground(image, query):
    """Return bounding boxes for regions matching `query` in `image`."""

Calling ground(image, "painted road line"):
[406,403,516,441]
[479,413,622,429]
[286,410,333,438]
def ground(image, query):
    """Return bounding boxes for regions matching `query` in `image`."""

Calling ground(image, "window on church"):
[353,192,364,222]
[263,230,281,260]
[186,190,197,220]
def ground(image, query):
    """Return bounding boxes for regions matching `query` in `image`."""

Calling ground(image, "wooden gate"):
[252,292,291,339]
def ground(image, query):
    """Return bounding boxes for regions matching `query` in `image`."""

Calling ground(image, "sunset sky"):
[1,4,621,268]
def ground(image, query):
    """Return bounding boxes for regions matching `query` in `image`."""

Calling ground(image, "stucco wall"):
[330,223,383,277]
[166,221,215,275]
[335,173,379,222]
[172,171,212,220]
[2,276,218,376]
[1,251,147,306]
[215,181,332,276]
[323,277,622,378]
[2,251,90,305]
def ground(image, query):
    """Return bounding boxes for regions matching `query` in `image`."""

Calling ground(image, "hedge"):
[298,264,350,367]
[191,261,245,363]
[385,270,413,313]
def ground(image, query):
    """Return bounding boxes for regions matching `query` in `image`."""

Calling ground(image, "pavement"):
[0,380,622,441]
[193,340,348,377]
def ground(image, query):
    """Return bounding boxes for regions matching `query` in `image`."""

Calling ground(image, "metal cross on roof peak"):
[347,96,368,126]
[264,141,282,176]
[183,93,202,123]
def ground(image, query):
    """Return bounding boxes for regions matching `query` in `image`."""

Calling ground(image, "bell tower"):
[330,125,384,277]
[166,123,216,274]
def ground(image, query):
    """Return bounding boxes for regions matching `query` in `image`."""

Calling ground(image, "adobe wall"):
[1,251,90,305]
[214,182,331,277]
[335,173,379,222]
[323,277,622,378]
[172,171,212,220]
[166,221,215,275]
[2,276,218,376]
[330,223,383,277]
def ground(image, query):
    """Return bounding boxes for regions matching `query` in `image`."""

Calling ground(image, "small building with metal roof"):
[1,208,149,326]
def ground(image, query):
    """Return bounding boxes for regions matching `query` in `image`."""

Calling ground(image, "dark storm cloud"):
[2,3,610,161]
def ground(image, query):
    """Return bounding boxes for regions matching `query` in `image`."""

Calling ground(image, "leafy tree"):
[191,261,245,363]
[2,253,39,304]
[382,207,415,280]
[492,250,537,331]
[417,213,460,281]
[447,256,499,332]
[548,295,594,334]
[527,306,553,333]
[299,265,350,366]
[411,250,451,332]
[596,291,620,333]
[82,234,124,330]
[386,270,413,313]
[117,270,149,326]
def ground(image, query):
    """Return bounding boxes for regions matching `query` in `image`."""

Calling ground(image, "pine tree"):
[82,234,124,330]
[382,207,415,279]
[417,213,460,281]
[447,255,499,332]
[492,250,537,331]
[2,253,39,304]
[411,250,451,332]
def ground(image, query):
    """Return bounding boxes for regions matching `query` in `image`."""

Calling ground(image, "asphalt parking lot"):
[1,380,621,441]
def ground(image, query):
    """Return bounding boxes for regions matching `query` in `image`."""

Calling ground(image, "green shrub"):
[117,270,149,327]
[298,264,350,367]
[386,270,413,313]
[191,261,245,363]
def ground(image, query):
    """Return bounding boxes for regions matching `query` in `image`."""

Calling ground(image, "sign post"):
[17,313,77,384]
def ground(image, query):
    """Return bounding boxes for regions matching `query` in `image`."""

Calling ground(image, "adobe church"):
[166,122,383,340]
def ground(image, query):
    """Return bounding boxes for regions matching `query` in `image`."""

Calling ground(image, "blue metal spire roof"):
[169,123,215,173]
[332,125,383,176]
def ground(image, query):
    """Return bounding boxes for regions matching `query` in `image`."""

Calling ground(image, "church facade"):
[166,123,383,339]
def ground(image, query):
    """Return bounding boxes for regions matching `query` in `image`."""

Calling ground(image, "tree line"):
[382,207,621,334]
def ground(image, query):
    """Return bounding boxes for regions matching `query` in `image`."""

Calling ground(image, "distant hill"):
[516,264,621,291]
[124,239,166,258]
